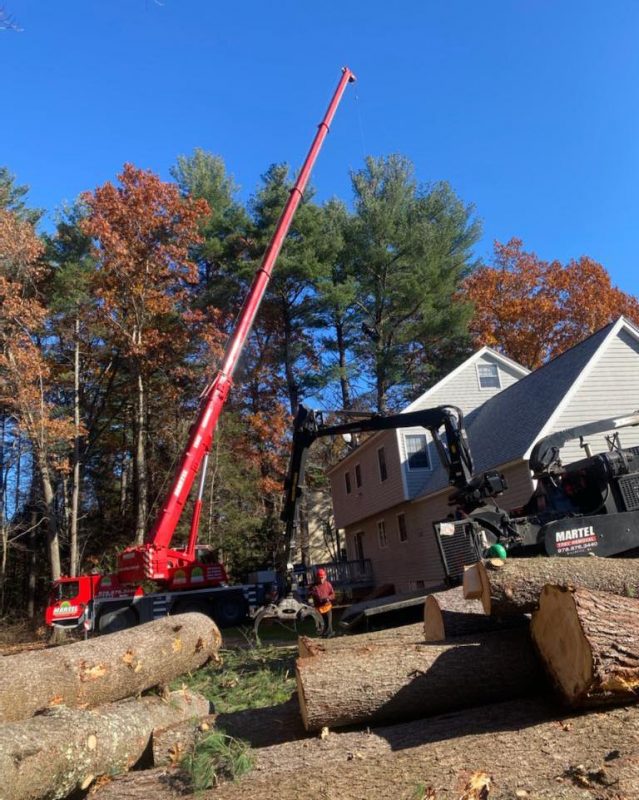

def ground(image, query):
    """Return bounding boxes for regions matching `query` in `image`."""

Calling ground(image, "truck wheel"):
[214,596,247,627]
[98,607,137,634]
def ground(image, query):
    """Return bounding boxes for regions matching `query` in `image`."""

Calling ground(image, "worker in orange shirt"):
[308,568,335,638]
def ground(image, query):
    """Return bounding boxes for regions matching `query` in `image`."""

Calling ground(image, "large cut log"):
[463,556,639,616]
[298,622,424,657]
[423,586,529,641]
[152,714,217,767]
[91,696,639,800]
[0,690,209,800]
[532,584,639,707]
[0,612,221,723]
[296,628,541,731]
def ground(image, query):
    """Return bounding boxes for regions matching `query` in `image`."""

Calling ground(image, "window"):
[377,520,388,549]
[354,531,365,562]
[344,471,352,494]
[377,447,388,482]
[355,463,362,488]
[477,362,501,389]
[397,513,408,542]
[405,433,430,469]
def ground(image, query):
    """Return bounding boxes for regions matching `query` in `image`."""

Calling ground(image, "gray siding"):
[401,352,525,498]
[546,328,639,465]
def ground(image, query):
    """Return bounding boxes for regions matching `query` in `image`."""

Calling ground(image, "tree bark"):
[0,690,209,800]
[298,622,425,657]
[70,316,81,577]
[0,612,221,723]
[463,556,639,616]
[91,696,639,800]
[152,713,217,767]
[133,355,148,545]
[423,586,529,641]
[532,584,639,707]
[296,628,541,731]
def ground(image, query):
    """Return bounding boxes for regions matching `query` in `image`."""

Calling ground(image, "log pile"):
[294,557,639,734]
[0,613,221,800]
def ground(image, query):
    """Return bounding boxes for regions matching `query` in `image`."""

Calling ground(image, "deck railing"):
[302,559,374,589]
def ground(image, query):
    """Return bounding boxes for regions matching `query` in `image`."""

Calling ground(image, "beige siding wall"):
[331,430,406,529]
[345,459,534,593]
[332,352,528,530]
[546,329,639,465]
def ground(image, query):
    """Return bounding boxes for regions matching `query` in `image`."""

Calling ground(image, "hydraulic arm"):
[117,67,356,585]
[281,403,507,559]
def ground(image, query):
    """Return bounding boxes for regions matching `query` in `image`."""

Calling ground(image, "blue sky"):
[3,1,639,295]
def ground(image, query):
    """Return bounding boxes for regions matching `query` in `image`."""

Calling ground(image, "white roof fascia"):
[522,317,636,460]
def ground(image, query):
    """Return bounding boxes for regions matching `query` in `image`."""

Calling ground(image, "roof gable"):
[415,317,639,499]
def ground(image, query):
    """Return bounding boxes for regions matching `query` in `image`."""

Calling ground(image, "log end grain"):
[531,584,593,704]
[463,561,492,614]
[423,596,445,642]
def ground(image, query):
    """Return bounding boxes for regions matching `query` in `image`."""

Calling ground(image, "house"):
[328,317,639,593]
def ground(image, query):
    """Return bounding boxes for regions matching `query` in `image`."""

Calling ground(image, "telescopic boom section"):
[117,67,356,584]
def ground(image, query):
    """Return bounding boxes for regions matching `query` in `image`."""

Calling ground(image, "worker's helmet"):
[316,568,327,579]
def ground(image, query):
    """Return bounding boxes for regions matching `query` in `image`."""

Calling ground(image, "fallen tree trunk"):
[296,628,541,731]
[91,696,639,800]
[423,586,528,641]
[152,714,217,767]
[0,690,209,800]
[0,613,221,723]
[298,622,424,657]
[532,584,639,707]
[463,556,639,615]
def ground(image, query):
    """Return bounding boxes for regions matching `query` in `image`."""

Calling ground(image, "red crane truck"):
[45,66,356,635]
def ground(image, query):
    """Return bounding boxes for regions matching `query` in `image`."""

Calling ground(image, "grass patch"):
[182,730,254,790]
[176,644,298,713]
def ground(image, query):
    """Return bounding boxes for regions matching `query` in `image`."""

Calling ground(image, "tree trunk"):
[151,713,217,767]
[463,556,639,616]
[92,696,639,800]
[70,317,81,577]
[39,459,61,581]
[134,361,148,545]
[0,690,209,800]
[532,584,639,707]
[423,586,529,641]
[0,612,221,723]
[298,623,425,658]
[296,628,541,731]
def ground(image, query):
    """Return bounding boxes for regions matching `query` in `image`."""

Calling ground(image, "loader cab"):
[45,574,99,628]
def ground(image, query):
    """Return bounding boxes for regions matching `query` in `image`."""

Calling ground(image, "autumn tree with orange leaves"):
[81,165,210,544]
[0,209,75,580]
[462,238,639,369]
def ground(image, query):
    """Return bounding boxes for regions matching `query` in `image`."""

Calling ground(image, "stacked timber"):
[0,613,221,800]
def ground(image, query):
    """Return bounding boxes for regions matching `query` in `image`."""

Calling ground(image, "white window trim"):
[404,432,431,471]
[344,471,352,495]
[476,362,501,390]
[397,512,408,543]
[377,520,388,549]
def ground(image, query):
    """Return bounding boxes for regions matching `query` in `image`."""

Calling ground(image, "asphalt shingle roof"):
[414,321,616,499]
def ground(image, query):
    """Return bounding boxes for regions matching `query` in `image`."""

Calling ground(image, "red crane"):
[117,67,356,586]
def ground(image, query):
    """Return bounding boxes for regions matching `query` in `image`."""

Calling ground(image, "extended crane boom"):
[117,68,356,585]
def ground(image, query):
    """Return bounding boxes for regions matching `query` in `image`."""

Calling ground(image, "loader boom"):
[117,67,356,584]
